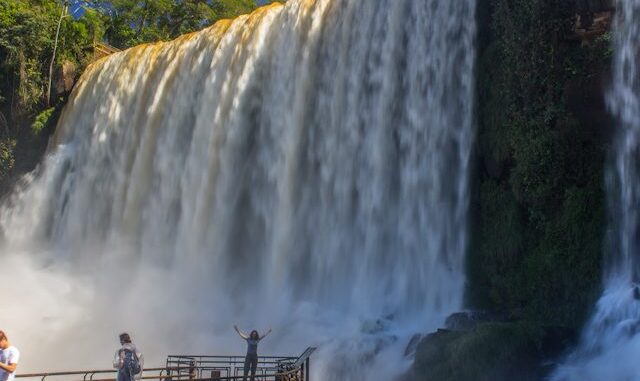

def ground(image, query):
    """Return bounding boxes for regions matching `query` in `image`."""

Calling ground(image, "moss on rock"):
[410,322,575,381]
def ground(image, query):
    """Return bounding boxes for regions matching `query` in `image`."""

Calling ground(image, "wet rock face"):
[408,324,542,381]
[539,326,578,361]
[576,0,614,13]
[54,60,76,97]
[444,311,507,332]
[403,334,423,357]
[573,0,613,38]
[406,318,578,381]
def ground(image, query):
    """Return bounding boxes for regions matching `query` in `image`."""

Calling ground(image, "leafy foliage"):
[100,0,256,48]
[0,138,16,179]
[31,106,55,135]
[468,0,610,329]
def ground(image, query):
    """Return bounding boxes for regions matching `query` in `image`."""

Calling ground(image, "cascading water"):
[552,1,640,380]
[0,1,476,379]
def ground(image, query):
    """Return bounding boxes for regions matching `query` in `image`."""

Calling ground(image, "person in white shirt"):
[113,333,144,381]
[0,330,19,381]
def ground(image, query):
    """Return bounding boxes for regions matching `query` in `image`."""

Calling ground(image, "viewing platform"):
[16,348,316,381]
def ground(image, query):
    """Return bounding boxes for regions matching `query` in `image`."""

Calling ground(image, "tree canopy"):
[97,0,257,48]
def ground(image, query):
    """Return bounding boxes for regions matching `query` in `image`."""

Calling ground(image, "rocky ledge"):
[404,312,577,381]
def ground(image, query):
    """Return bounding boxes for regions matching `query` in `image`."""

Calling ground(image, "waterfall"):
[552,1,640,380]
[0,1,476,379]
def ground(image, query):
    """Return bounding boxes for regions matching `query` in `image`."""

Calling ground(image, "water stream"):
[0,1,476,379]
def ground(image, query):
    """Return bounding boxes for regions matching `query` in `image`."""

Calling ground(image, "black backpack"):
[122,348,141,376]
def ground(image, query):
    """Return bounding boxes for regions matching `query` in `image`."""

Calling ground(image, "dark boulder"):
[404,334,423,357]
[444,311,507,332]
[54,60,77,98]
[407,321,578,381]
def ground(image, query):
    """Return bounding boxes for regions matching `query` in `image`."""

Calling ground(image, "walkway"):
[16,348,316,381]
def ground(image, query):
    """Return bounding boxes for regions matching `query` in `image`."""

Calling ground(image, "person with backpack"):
[113,333,144,381]
[0,330,20,381]
[234,325,271,381]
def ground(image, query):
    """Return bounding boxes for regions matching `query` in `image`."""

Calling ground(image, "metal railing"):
[16,367,191,381]
[16,348,316,381]
[165,347,315,381]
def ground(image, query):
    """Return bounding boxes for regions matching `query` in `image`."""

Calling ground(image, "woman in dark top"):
[234,325,271,381]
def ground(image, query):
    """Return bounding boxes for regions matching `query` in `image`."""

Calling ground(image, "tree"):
[101,0,257,48]
[0,0,259,184]
[47,0,68,106]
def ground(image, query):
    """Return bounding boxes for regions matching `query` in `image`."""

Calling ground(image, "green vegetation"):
[411,1,614,377]
[411,3,615,380]
[31,106,55,135]
[0,0,258,187]
[468,0,611,329]
[1,0,88,185]
[0,138,15,179]
[102,0,256,48]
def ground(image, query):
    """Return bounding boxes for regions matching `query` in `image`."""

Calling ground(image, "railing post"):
[305,358,310,381]
[189,360,195,381]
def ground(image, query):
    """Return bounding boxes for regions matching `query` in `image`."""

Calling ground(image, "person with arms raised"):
[234,325,271,381]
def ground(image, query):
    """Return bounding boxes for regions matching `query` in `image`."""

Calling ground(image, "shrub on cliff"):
[468,0,610,329]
